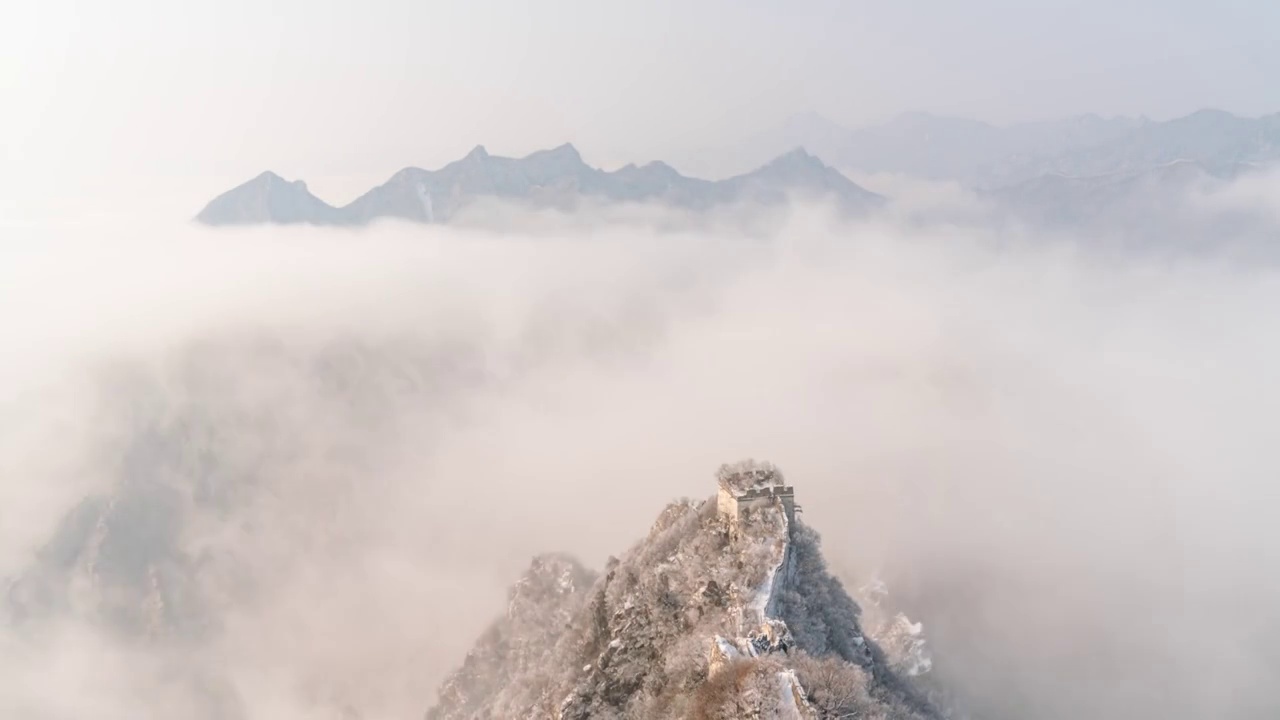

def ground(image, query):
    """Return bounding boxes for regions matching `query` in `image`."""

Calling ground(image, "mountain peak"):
[762,146,825,172]
[517,142,585,168]
[245,170,311,192]
[635,159,681,178]
[618,159,679,175]
[1171,108,1242,131]
[425,462,941,720]
[548,142,582,162]
[195,170,339,226]
[464,144,490,161]
[1187,107,1236,120]
[781,146,816,159]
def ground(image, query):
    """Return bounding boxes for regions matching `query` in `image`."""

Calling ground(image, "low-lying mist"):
[1,192,1277,720]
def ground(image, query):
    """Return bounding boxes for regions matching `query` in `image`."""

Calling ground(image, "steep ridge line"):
[424,459,944,720]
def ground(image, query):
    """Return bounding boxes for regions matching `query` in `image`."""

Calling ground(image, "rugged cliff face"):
[425,461,943,720]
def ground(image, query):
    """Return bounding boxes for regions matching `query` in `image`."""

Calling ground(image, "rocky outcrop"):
[423,463,942,720]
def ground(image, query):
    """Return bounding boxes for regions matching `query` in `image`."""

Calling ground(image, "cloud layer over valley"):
[1,188,1278,719]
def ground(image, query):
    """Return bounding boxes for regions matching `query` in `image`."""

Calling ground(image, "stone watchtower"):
[715,460,797,526]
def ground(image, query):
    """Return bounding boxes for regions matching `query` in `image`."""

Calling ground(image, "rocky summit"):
[424,460,946,720]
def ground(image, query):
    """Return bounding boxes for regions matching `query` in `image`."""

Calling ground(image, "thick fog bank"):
[1,199,1277,719]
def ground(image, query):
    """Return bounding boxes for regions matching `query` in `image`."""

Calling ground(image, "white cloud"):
[1,198,1279,719]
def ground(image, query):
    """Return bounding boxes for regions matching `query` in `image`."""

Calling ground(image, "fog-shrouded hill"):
[1,328,504,720]
[196,146,883,226]
[695,110,1142,183]
[993,109,1280,185]
[425,460,946,720]
[975,159,1280,259]
[987,158,1233,229]
[695,108,1280,189]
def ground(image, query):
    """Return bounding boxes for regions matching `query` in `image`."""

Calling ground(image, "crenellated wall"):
[717,484,796,525]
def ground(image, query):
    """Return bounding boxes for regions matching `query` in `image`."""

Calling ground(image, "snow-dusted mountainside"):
[195,146,883,226]
[425,461,943,720]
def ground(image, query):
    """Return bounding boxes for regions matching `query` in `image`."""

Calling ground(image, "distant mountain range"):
[196,108,1280,233]
[195,145,884,226]
[690,108,1280,188]
[985,158,1228,227]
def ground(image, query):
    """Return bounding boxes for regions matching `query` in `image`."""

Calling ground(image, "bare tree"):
[792,653,874,719]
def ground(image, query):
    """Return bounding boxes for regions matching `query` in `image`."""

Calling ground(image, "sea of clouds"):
[2,178,1279,719]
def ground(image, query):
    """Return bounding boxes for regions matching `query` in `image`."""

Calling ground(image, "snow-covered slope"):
[424,460,941,720]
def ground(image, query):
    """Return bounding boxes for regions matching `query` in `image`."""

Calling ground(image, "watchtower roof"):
[716,460,786,496]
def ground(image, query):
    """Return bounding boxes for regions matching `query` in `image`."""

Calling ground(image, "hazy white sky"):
[3,0,1279,220]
